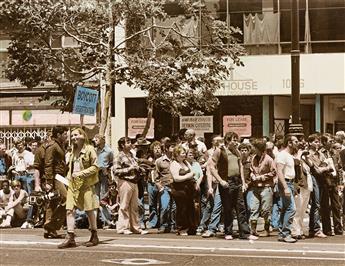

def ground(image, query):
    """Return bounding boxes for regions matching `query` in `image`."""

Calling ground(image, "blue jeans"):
[278,181,296,238]
[147,182,159,228]
[159,186,175,230]
[308,175,322,234]
[248,186,273,222]
[95,171,109,200]
[99,206,113,226]
[219,177,251,238]
[15,174,34,195]
[271,183,281,229]
[198,184,222,233]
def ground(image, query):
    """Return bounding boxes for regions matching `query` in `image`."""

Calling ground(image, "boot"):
[250,220,258,236]
[84,230,99,247]
[58,232,76,249]
[260,220,270,237]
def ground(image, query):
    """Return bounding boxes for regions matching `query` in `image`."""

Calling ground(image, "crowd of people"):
[0,126,344,248]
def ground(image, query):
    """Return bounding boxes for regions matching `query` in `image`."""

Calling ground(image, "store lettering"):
[222,80,258,91]
[282,78,304,89]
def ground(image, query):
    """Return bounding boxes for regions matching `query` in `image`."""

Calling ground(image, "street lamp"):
[288,0,304,137]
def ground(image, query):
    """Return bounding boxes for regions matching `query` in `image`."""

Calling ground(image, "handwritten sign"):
[223,115,252,137]
[180,116,213,137]
[73,86,98,116]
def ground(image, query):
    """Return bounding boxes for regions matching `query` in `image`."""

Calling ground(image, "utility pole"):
[288,0,304,137]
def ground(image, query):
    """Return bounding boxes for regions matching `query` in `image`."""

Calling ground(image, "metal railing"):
[0,126,49,150]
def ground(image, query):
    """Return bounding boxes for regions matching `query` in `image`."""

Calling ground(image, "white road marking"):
[1,240,344,255]
[1,246,344,262]
[101,258,170,265]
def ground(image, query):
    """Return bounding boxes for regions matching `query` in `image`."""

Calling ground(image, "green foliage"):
[0,0,246,116]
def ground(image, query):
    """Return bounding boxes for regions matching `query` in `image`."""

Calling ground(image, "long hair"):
[71,127,89,147]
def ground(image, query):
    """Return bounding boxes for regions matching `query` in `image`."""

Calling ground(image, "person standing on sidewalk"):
[210,131,258,241]
[93,134,113,201]
[170,145,198,236]
[154,140,176,233]
[199,135,223,238]
[113,137,148,235]
[275,135,299,243]
[247,139,276,237]
[38,126,68,239]
[58,127,100,249]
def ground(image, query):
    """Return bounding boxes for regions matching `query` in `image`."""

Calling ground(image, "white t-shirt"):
[12,150,34,173]
[182,139,207,155]
[0,189,13,208]
[275,149,295,180]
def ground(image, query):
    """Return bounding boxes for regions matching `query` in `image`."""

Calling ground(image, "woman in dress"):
[58,127,99,249]
[170,145,197,235]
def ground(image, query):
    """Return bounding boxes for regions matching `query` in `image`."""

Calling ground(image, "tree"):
[0,0,245,138]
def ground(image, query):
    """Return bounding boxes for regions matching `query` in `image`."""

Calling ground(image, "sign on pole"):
[72,86,99,116]
[180,116,213,137]
[223,115,252,137]
[128,118,155,138]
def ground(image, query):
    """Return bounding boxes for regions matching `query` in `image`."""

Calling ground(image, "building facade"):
[111,0,345,147]
[1,0,344,149]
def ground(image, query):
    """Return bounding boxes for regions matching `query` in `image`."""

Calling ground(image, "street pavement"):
[0,228,344,266]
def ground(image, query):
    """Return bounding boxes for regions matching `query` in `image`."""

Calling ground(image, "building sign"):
[180,116,213,137]
[128,118,154,138]
[223,115,252,137]
[217,79,259,96]
[73,86,99,116]
[215,54,344,95]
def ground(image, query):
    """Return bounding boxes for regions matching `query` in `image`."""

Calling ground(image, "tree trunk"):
[100,89,111,136]
[141,102,153,138]
[99,0,114,137]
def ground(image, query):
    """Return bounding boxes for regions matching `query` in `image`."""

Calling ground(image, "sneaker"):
[202,230,216,238]
[140,230,149,235]
[43,230,61,239]
[224,235,233,240]
[177,230,188,236]
[123,229,133,235]
[314,231,327,238]
[21,222,34,229]
[21,221,28,229]
[0,222,11,228]
[282,235,297,243]
[292,234,305,240]
[196,228,204,236]
[247,234,259,240]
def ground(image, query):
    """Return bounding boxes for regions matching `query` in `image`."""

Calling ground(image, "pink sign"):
[223,115,252,137]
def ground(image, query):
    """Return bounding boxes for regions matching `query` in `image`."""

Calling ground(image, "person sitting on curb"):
[0,180,28,228]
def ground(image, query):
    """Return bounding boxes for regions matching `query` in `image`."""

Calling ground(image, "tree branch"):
[114,23,198,51]
[61,23,103,47]
[49,54,105,75]
[68,18,108,47]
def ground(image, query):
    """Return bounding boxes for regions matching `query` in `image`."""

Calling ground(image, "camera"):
[29,191,60,206]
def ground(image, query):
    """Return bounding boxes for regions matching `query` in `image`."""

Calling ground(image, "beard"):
[291,146,299,155]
